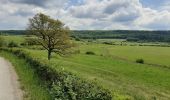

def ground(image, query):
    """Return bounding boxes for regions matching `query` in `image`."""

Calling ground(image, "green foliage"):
[22,38,39,46]
[8,41,18,48]
[72,30,170,42]
[136,59,144,64]
[1,48,112,100]
[103,41,115,45]
[0,30,25,35]
[27,13,72,60]
[0,36,5,47]
[86,51,95,55]
[126,37,139,42]
[75,37,81,41]
[72,35,81,41]
[51,73,111,100]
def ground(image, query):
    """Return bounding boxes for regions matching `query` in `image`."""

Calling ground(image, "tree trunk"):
[48,50,51,60]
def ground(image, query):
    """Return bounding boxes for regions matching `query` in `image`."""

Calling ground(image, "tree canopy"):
[27,13,72,60]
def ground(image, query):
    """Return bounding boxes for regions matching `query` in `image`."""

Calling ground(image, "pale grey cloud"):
[11,0,45,7]
[10,0,68,8]
[0,0,170,30]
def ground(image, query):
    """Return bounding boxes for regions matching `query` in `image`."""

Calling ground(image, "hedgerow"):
[0,48,112,100]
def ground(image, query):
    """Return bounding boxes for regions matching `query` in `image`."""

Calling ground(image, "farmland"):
[1,0,170,100]
[1,35,170,100]
[79,41,170,67]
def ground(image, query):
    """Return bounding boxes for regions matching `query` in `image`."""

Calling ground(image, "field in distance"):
[80,40,170,68]
[2,35,170,100]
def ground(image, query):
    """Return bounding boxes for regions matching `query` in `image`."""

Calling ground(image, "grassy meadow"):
[1,35,170,100]
[80,42,170,67]
[2,35,25,44]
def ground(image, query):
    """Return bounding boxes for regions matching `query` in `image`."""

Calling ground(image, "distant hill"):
[72,30,170,42]
[0,30,26,35]
[1,30,170,42]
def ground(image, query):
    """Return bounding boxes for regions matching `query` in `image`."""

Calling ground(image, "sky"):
[0,0,170,30]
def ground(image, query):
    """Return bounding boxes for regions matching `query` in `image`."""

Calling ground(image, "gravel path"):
[0,57,23,100]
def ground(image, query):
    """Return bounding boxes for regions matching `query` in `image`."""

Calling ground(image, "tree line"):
[2,30,170,42]
[72,30,170,42]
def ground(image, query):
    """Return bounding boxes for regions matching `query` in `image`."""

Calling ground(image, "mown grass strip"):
[0,51,51,100]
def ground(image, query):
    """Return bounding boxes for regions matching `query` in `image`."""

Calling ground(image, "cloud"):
[11,0,45,7]
[0,0,170,30]
[10,0,69,8]
[136,10,170,30]
[103,0,130,14]
[69,1,106,19]
[68,0,142,29]
[133,5,170,30]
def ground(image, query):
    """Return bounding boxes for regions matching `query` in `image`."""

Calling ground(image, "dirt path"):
[0,57,23,100]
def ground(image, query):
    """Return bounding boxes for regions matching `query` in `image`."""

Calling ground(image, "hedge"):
[0,48,112,100]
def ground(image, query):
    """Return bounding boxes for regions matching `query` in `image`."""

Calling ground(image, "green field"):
[2,35,25,44]
[22,45,170,99]
[1,35,170,100]
[79,42,170,67]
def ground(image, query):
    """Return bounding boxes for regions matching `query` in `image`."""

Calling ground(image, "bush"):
[75,37,81,41]
[136,59,144,64]
[127,38,139,42]
[0,36,5,47]
[23,38,39,46]
[103,42,114,45]
[1,48,112,100]
[8,41,18,48]
[86,51,95,55]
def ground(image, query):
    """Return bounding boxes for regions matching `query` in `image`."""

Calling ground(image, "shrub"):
[136,59,144,64]
[24,38,39,46]
[8,41,18,48]
[0,36,5,47]
[75,37,81,41]
[103,42,113,45]
[71,36,80,41]
[86,51,95,55]
[20,43,25,46]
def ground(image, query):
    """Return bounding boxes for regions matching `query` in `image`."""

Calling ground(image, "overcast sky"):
[0,0,170,30]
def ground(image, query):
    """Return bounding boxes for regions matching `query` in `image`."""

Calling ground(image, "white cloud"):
[0,0,170,30]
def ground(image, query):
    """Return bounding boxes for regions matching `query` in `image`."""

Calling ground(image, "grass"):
[2,35,170,99]
[21,49,170,100]
[2,35,25,44]
[80,42,170,67]
[0,50,51,100]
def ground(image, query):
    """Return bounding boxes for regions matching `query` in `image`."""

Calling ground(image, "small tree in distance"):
[0,35,4,47]
[27,13,72,60]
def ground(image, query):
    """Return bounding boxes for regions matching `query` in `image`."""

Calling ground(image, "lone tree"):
[27,13,71,60]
